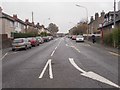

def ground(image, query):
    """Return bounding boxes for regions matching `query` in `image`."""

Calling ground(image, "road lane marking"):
[66,45,81,53]
[51,50,56,56]
[109,52,120,57]
[69,58,120,88]
[1,53,8,60]
[49,59,53,79]
[69,58,86,73]
[51,39,62,56]
[73,46,81,53]
[39,59,53,79]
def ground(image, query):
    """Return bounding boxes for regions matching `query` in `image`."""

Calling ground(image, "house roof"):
[98,10,120,30]
[14,18,26,25]
[2,12,26,25]
[2,12,15,22]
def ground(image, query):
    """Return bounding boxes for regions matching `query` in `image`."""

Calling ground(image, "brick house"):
[88,11,105,34]
[0,7,27,38]
[13,14,27,33]
[0,7,15,38]
[25,19,38,34]
[98,10,120,35]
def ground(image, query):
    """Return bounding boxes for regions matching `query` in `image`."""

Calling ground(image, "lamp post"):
[113,0,116,28]
[76,4,89,40]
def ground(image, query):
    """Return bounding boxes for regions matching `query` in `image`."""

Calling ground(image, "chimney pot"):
[25,19,29,22]
[0,7,2,13]
[95,13,99,20]
[13,14,17,19]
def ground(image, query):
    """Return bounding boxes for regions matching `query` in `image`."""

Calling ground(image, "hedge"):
[103,28,120,48]
[11,32,52,38]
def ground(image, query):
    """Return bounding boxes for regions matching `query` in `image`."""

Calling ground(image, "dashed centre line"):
[51,39,62,56]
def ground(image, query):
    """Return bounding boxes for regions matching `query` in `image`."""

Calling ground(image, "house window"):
[18,23,21,29]
[15,22,18,27]
[10,21,14,27]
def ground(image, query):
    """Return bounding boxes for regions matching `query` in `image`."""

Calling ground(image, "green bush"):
[11,32,52,38]
[11,32,38,38]
[103,28,120,48]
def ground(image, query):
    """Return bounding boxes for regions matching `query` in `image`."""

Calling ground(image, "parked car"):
[12,38,32,51]
[27,37,39,47]
[42,36,49,42]
[48,36,53,41]
[72,35,77,40]
[76,35,84,42]
[36,36,44,44]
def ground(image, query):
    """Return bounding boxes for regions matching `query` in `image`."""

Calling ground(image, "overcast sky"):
[1,0,120,33]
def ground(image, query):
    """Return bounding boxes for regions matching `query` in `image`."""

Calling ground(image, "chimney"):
[25,19,29,23]
[95,13,99,20]
[101,10,105,17]
[0,7,2,13]
[13,14,17,19]
[90,16,94,22]
[0,7,2,18]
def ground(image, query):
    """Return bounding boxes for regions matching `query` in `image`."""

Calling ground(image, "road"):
[2,37,119,88]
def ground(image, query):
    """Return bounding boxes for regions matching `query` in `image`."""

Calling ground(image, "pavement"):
[2,37,119,88]
[85,40,119,55]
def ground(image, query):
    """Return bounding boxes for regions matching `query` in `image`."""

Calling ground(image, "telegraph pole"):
[32,11,34,23]
[114,0,116,28]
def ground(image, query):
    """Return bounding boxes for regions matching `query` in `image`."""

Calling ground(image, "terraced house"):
[0,7,27,38]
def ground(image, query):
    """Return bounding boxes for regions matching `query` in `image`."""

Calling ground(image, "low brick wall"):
[0,34,12,49]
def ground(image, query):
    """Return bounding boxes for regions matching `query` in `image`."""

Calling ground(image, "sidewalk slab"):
[85,40,119,55]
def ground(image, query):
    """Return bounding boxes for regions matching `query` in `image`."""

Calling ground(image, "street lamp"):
[76,4,89,40]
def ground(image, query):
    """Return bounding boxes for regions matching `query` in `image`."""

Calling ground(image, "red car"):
[27,37,39,47]
[72,35,77,40]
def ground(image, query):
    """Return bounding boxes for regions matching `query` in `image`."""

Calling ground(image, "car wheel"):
[25,46,27,50]
[12,48,15,51]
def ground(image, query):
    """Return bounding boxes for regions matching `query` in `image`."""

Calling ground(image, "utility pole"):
[32,11,34,23]
[114,0,116,28]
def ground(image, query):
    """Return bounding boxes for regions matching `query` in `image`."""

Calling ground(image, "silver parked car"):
[12,38,32,51]
[76,35,84,42]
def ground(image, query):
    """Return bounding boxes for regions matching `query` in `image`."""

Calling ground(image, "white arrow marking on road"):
[69,58,120,88]
[39,59,53,79]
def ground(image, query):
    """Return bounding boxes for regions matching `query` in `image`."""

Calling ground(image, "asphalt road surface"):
[2,37,119,88]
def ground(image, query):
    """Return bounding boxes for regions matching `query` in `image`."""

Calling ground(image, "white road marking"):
[50,39,62,56]
[69,58,86,73]
[66,44,68,47]
[109,52,120,57]
[49,59,53,79]
[69,58,120,88]
[1,53,8,60]
[51,50,55,56]
[39,59,53,79]
[66,45,81,53]
[73,46,81,53]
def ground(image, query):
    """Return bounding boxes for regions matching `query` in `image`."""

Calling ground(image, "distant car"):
[48,36,53,41]
[12,38,32,51]
[72,35,77,40]
[36,36,44,44]
[76,35,84,42]
[42,36,49,42]
[27,37,39,47]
